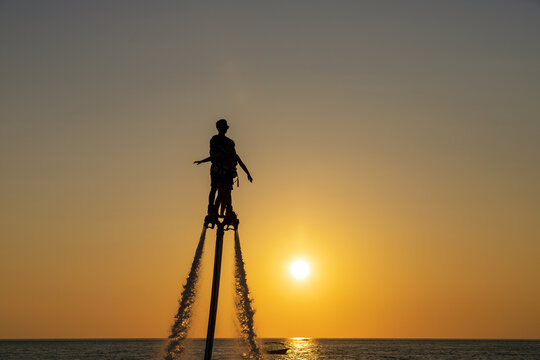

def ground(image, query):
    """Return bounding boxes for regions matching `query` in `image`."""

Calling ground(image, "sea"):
[0,338,538,360]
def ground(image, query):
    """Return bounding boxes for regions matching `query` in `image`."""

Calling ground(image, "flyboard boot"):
[204,204,219,229]
[222,206,239,231]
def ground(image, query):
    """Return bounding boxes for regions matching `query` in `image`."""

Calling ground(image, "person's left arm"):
[236,155,253,182]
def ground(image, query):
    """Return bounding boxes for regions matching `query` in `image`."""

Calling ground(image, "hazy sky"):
[1,0,539,339]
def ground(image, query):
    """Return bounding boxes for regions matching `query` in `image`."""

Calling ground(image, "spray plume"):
[233,231,263,360]
[164,227,207,360]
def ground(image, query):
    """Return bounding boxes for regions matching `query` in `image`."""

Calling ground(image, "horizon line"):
[1,337,538,341]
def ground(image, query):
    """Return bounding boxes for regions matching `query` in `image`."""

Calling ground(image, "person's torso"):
[210,135,237,170]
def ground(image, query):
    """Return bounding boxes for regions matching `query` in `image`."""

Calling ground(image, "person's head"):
[216,119,229,134]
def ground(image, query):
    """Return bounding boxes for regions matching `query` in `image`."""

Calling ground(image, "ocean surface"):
[1,338,538,360]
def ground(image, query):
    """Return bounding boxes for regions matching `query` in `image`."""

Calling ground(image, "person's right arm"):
[195,137,220,164]
[194,156,211,165]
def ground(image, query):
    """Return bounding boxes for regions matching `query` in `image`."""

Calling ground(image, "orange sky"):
[1,1,539,339]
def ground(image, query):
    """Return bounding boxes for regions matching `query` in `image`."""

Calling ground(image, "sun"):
[290,259,310,280]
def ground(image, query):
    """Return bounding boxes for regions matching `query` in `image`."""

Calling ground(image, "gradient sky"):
[1,0,539,339]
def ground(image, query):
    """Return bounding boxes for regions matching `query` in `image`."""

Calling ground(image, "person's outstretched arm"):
[236,155,253,182]
[194,156,211,165]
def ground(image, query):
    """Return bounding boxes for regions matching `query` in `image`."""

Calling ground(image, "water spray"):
[233,230,263,360]
[164,227,207,360]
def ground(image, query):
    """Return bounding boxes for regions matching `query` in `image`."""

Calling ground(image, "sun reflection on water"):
[283,338,319,360]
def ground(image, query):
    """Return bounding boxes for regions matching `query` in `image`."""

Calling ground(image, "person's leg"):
[224,184,233,216]
[217,187,225,216]
[208,185,217,213]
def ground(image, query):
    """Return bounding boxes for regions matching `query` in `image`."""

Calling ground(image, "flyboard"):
[202,212,238,360]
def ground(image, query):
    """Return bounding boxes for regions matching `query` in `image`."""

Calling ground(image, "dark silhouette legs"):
[208,185,233,217]
[208,186,218,213]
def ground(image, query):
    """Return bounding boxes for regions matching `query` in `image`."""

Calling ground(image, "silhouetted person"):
[194,119,252,219]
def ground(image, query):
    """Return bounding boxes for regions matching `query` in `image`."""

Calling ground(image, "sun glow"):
[290,260,310,280]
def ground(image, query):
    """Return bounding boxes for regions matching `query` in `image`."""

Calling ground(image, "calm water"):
[0,338,538,360]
